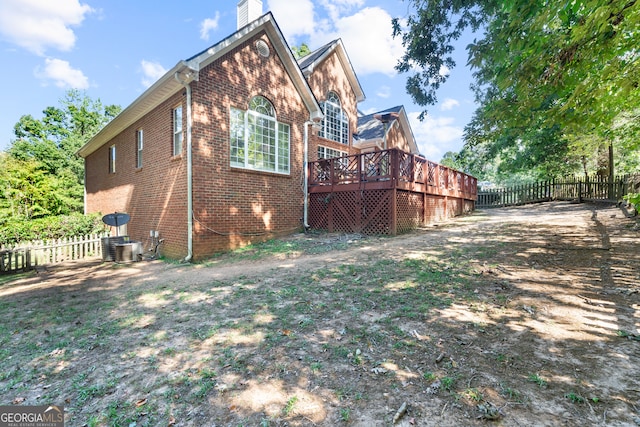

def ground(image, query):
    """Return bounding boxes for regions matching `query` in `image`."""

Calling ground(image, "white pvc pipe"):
[175,71,194,262]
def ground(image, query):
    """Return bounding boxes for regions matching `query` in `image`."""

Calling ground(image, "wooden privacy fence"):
[0,233,107,274]
[477,174,640,208]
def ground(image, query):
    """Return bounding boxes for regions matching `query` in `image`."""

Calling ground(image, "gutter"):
[174,64,198,262]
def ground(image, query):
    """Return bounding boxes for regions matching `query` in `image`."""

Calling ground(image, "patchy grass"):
[1,202,639,426]
[202,232,368,264]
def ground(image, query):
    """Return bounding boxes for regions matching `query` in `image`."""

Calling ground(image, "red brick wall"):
[305,49,359,161]
[85,32,361,260]
[85,93,189,259]
[189,33,310,258]
[386,121,412,153]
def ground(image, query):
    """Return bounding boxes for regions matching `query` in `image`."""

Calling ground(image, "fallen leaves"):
[425,380,441,395]
[477,401,502,420]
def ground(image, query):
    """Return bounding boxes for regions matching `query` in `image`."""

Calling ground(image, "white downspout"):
[304,119,322,228]
[175,70,195,262]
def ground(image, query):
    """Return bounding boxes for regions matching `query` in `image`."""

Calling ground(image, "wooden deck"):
[307,149,477,235]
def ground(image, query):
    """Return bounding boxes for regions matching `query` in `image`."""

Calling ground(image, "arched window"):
[319,91,349,145]
[249,95,274,116]
[230,96,290,174]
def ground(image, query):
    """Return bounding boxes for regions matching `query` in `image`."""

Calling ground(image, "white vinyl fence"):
[0,233,108,274]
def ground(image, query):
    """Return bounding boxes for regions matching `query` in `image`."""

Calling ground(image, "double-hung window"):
[319,91,349,145]
[230,96,290,174]
[317,146,347,160]
[317,146,349,176]
[136,129,143,168]
[108,145,116,174]
[173,106,183,156]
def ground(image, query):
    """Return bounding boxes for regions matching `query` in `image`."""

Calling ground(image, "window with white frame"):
[136,129,143,168]
[173,106,183,156]
[230,96,290,174]
[108,145,116,174]
[319,91,349,145]
[317,146,347,160]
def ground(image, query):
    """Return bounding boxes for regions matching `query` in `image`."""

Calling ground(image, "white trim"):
[108,145,116,174]
[173,106,183,156]
[230,104,291,175]
[78,13,322,158]
[317,145,348,159]
[136,129,143,168]
[300,39,365,103]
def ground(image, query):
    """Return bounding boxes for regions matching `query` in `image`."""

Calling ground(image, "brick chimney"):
[237,0,263,29]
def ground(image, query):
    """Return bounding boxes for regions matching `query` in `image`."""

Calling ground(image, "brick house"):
[78,1,429,260]
[354,105,419,154]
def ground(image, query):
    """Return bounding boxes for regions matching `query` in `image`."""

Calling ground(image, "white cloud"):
[200,12,221,41]
[267,0,315,42]
[376,85,391,99]
[0,0,93,55]
[140,60,167,88]
[441,98,460,111]
[361,107,379,115]
[34,58,89,89]
[407,111,464,161]
[315,7,404,76]
[268,2,401,76]
[322,0,365,21]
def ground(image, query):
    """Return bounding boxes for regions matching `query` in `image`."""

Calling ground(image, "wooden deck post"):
[391,150,399,235]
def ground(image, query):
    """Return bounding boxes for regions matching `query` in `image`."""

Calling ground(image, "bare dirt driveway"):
[1,201,639,426]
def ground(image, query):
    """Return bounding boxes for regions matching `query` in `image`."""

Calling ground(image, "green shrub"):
[624,192,640,212]
[0,213,107,246]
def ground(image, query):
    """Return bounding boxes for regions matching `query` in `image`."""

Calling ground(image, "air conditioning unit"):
[114,241,143,263]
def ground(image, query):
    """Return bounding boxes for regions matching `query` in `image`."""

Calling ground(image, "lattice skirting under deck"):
[308,189,474,235]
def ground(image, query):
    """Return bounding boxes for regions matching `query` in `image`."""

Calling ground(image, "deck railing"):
[308,148,477,200]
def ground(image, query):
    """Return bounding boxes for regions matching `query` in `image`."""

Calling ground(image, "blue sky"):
[0,0,478,161]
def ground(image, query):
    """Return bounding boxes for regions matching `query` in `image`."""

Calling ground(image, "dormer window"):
[319,91,349,145]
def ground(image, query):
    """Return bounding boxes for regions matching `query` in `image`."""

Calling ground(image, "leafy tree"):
[0,90,120,243]
[439,151,463,170]
[0,154,81,221]
[10,90,120,182]
[292,43,312,59]
[393,0,640,180]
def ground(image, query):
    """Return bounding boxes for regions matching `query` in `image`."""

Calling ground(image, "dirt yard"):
[1,201,639,426]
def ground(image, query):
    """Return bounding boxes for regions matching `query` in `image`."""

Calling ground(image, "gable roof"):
[298,39,366,103]
[354,105,419,154]
[78,13,322,158]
